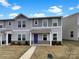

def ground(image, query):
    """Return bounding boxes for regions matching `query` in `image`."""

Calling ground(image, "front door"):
[8,34,12,43]
[34,34,38,44]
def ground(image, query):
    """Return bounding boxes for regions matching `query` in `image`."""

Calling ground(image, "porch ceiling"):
[31,28,51,33]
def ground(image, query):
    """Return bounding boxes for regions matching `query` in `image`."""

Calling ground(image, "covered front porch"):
[0,30,12,46]
[30,28,52,46]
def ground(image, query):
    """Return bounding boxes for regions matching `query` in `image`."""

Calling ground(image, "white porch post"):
[50,32,52,46]
[0,33,2,45]
[30,32,32,46]
[6,33,8,45]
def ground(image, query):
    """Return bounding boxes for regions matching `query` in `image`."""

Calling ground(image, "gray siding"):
[48,19,52,27]
[63,14,78,40]
[12,31,30,41]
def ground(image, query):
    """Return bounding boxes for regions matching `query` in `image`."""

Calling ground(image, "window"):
[18,34,21,41]
[0,25,2,28]
[22,21,26,27]
[43,34,47,41]
[53,34,57,41]
[22,34,26,41]
[18,21,21,27]
[9,21,11,25]
[52,19,58,26]
[53,23,57,26]
[43,20,48,27]
[70,31,74,37]
[34,20,38,25]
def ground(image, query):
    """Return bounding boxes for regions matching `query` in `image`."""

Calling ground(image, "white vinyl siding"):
[42,19,48,27]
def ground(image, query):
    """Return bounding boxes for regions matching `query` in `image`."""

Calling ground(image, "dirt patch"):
[0,45,30,59]
[31,41,79,59]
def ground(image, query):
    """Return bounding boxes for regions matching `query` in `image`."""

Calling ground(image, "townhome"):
[0,14,62,46]
[63,12,79,41]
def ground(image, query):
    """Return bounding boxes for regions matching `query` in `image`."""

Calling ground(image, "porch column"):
[30,32,32,46]
[0,33,2,45]
[6,33,8,45]
[50,32,52,46]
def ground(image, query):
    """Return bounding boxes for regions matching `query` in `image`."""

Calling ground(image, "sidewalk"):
[19,46,36,59]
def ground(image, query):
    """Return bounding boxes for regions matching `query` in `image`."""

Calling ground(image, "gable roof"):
[0,14,62,21]
[14,14,28,19]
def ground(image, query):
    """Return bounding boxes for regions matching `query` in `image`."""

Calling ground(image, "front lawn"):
[31,41,79,59]
[0,45,30,59]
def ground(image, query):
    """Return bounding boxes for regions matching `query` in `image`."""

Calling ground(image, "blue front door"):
[34,34,38,44]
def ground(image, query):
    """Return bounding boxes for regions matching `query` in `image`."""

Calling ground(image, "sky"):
[0,0,78,19]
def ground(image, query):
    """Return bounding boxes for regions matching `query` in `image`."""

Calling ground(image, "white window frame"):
[18,34,26,41]
[18,21,21,28]
[42,34,48,41]
[22,34,26,41]
[34,19,38,25]
[22,21,26,27]
[0,24,3,28]
[42,19,48,27]
[52,32,58,41]
[52,19,58,27]
[8,21,11,25]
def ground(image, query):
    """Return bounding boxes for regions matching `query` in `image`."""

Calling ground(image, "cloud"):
[29,13,46,17]
[76,4,79,9]
[9,13,18,18]
[69,7,74,10]
[64,15,69,17]
[0,0,11,7]
[0,14,3,17]
[12,4,21,10]
[0,0,21,10]
[48,6,63,14]
[59,6,62,8]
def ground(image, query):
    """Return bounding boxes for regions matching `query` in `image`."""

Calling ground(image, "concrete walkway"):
[19,46,36,59]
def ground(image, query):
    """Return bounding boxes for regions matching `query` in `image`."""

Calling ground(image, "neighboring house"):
[0,14,62,46]
[63,12,79,41]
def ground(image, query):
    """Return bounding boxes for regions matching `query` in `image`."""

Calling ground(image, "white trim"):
[17,34,26,41]
[13,30,30,31]
[0,33,2,45]
[8,21,11,25]
[42,19,48,27]
[42,34,48,41]
[30,32,32,46]
[6,33,8,45]
[52,19,58,27]
[34,19,38,25]
[52,32,58,41]
[50,32,52,46]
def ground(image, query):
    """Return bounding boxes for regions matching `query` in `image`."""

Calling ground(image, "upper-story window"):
[53,23,57,26]
[18,21,21,28]
[52,19,58,26]
[42,19,48,27]
[9,21,11,25]
[34,20,38,25]
[22,21,26,27]
[0,25,3,28]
